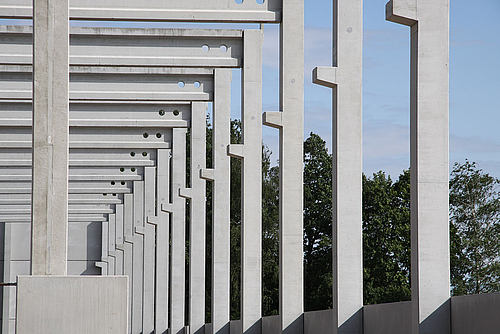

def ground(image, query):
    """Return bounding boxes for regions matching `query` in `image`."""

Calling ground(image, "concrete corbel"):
[227,144,245,159]
[312,66,338,88]
[263,111,283,129]
[179,188,192,199]
[146,216,157,225]
[161,203,174,214]
[134,226,146,235]
[200,168,215,182]
[115,244,125,251]
[386,0,418,26]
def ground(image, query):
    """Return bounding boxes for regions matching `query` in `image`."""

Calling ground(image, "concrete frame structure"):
[0,0,462,333]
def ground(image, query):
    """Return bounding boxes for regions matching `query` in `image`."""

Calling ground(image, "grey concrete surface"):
[304,309,334,334]
[451,292,500,334]
[16,275,128,334]
[387,1,451,333]
[31,0,69,276]
[364,301,411,334]
[313,0,363,332]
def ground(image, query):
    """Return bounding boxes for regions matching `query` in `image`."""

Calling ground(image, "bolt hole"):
[130,152,136,157]
[220,45,228,53]
[173,110,180,116]
[143,133,149,138]
[202,44,210,52]
[121,181,125,185]
[178,81,185,88]
[113,194,117,196]
[159,110,165,116]
[131,168,136,172]
[142,152,147,157]
[111,181,115,185]
[120,168,125,172]
[156,133,162,138]
[103,193,107,196]
[194,81,201,88]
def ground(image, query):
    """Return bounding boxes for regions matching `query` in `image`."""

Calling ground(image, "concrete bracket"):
[115,244,125,251]
[200,168,215,182]
[146,216,157,225]
[124,236,135,244]
[134,226,145,235]
[179,188,192,199]
[161,203,174,213]
[262,111,283,129]
[95,261,106,268]
[386,0,418,26]
[312,66,338,88]
[227,144,244,159]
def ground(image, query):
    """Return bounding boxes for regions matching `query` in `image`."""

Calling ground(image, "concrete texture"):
[313,1,363,333]
[451,292,500,334]
[387,1,451,333]
[16,275,128,334]
[304,309,334,334]
[364,301,412,334]
[228,29,263,334]
[31,0,69,276]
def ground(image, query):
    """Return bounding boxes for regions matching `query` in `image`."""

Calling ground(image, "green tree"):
[303,133,333,311]
[449,160,500,295]
[363,170,411,304]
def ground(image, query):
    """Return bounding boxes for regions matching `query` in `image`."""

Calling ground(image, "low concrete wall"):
[363,301,411,334]
[262,315,280,334]
[451,292,500,334]
[16,275,128,334]
[304,309,334,334]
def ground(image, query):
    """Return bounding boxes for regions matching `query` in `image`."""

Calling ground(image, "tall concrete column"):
[386,1,450,333]
[31,0,69,276]
[228,29,263,334]
[262,1,305,333]
[202,69,232,334]
[313,1,363,333]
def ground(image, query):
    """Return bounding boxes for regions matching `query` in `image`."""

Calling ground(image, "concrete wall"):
[16,276,128,334]
[451,292,500,334]
[363,301,411,334]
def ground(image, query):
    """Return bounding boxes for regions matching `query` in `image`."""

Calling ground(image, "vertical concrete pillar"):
[202,69,232,334]
[313,1,363,333]
[278,1,305,333]
[107,213,116,275]
[31,0,69,276]
[180,102,207,334]
[386,1,450,333]
[155,149,171,333]
[228,29,263,334]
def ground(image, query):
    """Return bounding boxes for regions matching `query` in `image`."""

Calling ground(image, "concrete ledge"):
[452,292,500,334]
[16,275,128,334]
[363,301,411,334]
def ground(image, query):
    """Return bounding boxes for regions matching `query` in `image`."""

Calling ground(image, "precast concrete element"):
[363,301,412,334]
[31,0,69,276]
[0,26,244,69]
[0,0,282,22]
[262,1,305,333]
[451,292,500,334]
[202,68,232,334]
[312,0,363,333]
[178,102,208,334]
[228,29,263,334]
[162,127,188,334]
[386,1,450,333]
[16,275,128,334]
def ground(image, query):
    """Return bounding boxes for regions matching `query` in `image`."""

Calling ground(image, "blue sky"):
[3,0,499,179]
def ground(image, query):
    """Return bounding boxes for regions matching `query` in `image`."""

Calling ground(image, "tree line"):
[198,121,500,318]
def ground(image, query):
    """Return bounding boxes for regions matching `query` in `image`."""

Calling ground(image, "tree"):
[449,160,500,295]
[363,170,411,304]
[303,133,333,311]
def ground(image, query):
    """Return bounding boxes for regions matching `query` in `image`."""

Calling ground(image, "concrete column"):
[228,29,263,334]
[107,213,116,275]
[162,127,188,334]
[202,68,232,334]
[180,102,207,334]
[2,223,12,334]
[386,1,450,333]
[142,166,156,333]
[121,192,134,333]
[278,1,305,333]
[31,0,69,276]
[313,1,363,333]
[154,149,171,333]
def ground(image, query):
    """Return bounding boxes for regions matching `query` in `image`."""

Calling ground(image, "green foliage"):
[449,160,500,295]
[362,170,411,304]
[303,133,333,311]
